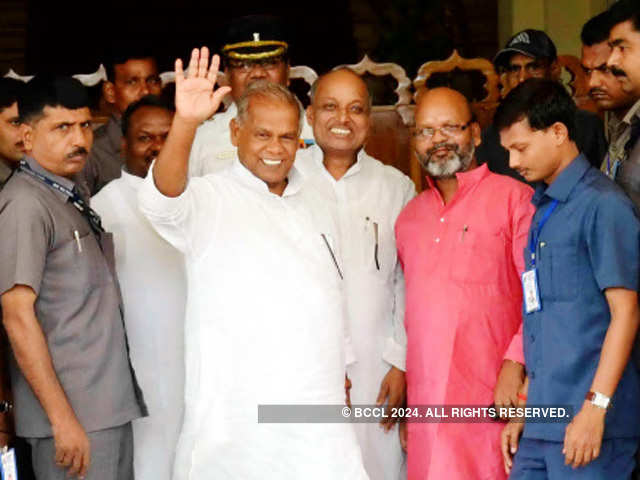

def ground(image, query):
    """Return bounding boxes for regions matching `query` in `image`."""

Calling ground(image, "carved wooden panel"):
[344,54,412,108]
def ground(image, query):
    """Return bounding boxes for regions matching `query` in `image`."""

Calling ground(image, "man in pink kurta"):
[395,88,535,480]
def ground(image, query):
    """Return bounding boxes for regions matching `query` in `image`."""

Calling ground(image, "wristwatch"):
[585,391,612,410]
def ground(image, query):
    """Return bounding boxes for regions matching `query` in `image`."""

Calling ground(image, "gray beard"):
[420,144,475,179]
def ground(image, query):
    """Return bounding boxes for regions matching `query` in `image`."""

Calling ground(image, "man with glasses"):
[476,29,606,183]
[187,15,314,177]
[395,87,535,480]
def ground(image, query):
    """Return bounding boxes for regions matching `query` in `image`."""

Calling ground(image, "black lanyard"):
[19,160,104,233]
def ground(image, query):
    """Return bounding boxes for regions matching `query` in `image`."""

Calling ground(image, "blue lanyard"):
[606,153,621,180]
[529,199,559,268]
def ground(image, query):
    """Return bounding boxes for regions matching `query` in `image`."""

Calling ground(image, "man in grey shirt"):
[0,75,145,480]
[580,11,636,177]
[80,51,162,195]
[0,78,24,190]
[608,0,640,207]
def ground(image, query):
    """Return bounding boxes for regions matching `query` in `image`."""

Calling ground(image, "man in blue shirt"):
[496,78,640,479]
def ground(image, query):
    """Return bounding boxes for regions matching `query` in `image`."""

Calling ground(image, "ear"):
[285,64,291,87]
[551,121,569,145]
[230,118,240,147]
[121,136,128,154]
[103,81,116,105]
[305,105,314,126]
[471,121,482,148]
[218,71,229,87]
[21,123,34,153]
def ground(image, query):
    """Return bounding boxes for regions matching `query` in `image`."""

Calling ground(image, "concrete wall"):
[498,0,615,56]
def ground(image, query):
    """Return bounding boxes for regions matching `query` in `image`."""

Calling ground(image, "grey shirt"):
[0,160,12,189]
[80,116,124,195]
[610,99,640,209]
[0,156,145,437]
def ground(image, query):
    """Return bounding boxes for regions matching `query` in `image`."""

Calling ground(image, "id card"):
[522,268,541,313]
[0,447,17,480]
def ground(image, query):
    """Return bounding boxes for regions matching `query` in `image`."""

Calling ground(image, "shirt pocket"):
[49,230,109,289]
[537,241,578,301]
[449,226,506,285]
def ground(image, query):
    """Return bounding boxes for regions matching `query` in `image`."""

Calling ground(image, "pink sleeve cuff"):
[503,325,525,365]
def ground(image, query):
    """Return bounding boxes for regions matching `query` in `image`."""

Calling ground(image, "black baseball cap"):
[494,29,558,68]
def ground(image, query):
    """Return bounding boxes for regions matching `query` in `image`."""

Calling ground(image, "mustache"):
[589,88,607,96]
[427,142,459,156]
[610,66,627,78]
[67,147,88,158]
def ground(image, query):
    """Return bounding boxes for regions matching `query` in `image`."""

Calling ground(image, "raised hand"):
[174,47,231,125]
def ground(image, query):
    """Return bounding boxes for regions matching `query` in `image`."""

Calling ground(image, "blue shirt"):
[523,154,640,441]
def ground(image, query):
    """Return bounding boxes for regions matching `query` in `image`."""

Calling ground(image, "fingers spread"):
[211,86,232,105]
[197,47,209,78]
[175,59,184,85]
[207,54,221,83]
[187,48,199,79]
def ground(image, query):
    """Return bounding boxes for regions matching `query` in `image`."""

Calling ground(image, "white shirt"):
[296,146,415,480]
[92,170,186,480]
[138,159,368,480]
[188,103,315,177]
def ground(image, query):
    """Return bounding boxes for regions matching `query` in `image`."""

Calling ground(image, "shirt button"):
[435,238,440,243]
[440,217,445,223]
[530,371,536,380]
[530,335,535,343]
[540,242,546,248]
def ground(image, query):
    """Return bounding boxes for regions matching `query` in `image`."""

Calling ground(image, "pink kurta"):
[395,164,534,480]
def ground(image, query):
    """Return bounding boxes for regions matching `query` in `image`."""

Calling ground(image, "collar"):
[22,155,77,202]
[218,102,238,122]
[532,154,589,205]
[231,156,304,197]
[310,144,365,181]
[424,161,490,192]
[106,115,123,150]
[623,98,640,125]
[0,159,12,185]
[121,168,144,190]
[605,110,624,135]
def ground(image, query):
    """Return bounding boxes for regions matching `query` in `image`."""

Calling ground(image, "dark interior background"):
[1,0,498,80]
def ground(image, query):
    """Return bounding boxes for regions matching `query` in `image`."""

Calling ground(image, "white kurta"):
[138,159,368,480]
[296,146,415,480]
[91,170,186,480]
[187,103,315,177]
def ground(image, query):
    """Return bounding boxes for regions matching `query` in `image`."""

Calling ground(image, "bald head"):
[306,68,371,157]
[310,68,371,108]
[413,87,481,179]
[416,87,473,125]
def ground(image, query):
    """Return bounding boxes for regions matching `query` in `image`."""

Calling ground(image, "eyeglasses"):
[412,120,472,140]
[228,58,285,73]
